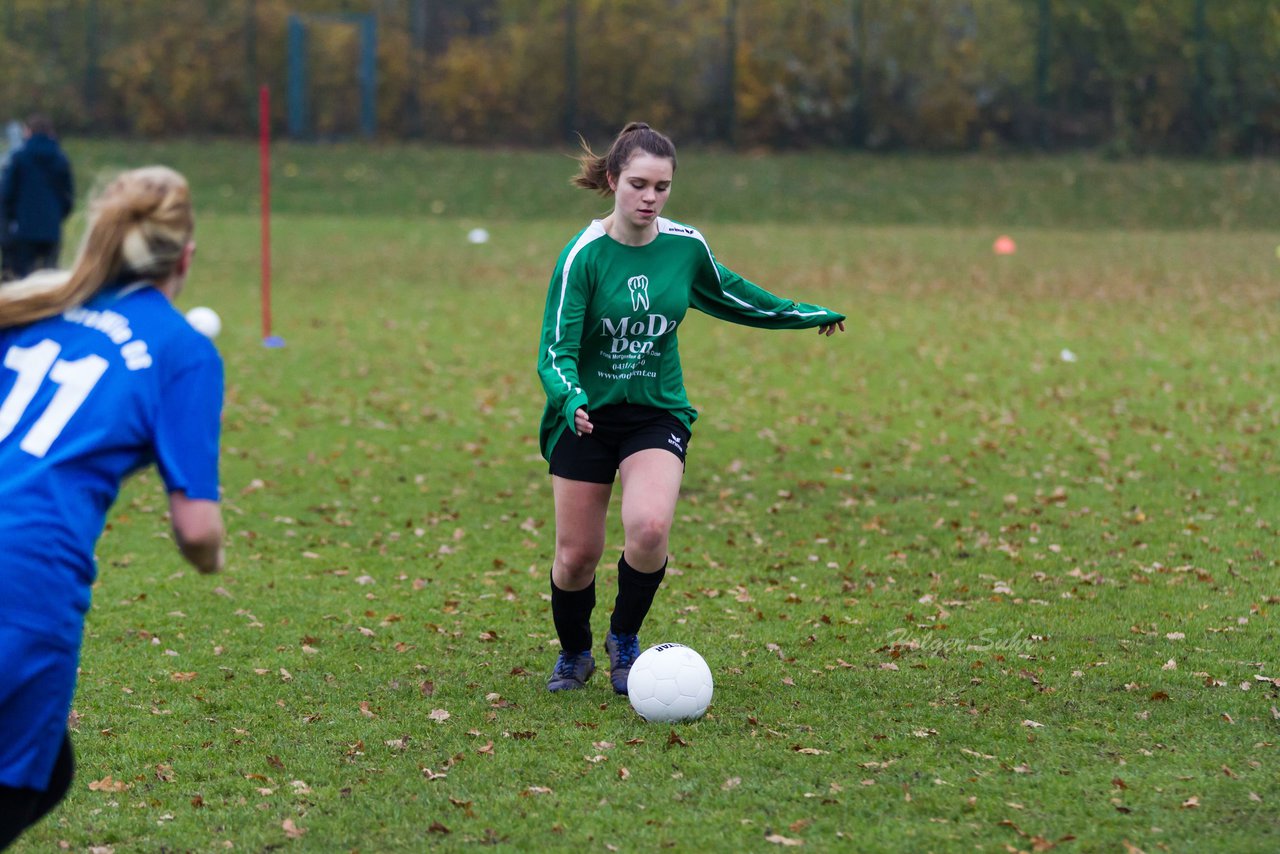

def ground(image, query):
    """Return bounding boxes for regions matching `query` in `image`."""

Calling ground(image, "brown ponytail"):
[572,121,677,196]
[0,166,192,329]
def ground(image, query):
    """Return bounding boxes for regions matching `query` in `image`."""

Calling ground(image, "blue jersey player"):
[0,166,224,846]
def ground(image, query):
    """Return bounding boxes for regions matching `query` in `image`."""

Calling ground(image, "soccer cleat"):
[547,651,595,692]
[605,631,641,695]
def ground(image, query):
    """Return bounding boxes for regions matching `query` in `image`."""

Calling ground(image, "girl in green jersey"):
[536,122,845,695]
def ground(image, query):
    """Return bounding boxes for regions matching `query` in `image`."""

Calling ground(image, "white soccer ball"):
[627,643,713,723]
[185,306,221,339]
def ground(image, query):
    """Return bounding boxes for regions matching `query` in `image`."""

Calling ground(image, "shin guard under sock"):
[550,574,595,655]
[610,554,666,636]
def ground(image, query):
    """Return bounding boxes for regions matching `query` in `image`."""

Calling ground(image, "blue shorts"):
[0,624,79,790]
[549,404,691,484]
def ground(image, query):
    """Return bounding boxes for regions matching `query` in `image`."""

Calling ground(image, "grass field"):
[13,141,1280,852]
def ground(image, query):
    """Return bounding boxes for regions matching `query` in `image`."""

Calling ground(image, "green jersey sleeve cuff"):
[562,391,589,428]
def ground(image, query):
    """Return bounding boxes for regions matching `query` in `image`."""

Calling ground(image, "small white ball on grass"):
[467,227,490,244]
[185,306,222,339]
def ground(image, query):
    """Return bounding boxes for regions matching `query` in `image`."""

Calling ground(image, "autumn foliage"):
[1,0,1277,153]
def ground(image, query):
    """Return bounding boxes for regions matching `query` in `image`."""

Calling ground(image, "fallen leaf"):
[765,833,804,847]
[282,819,306,839]
[429,709,450,722]
[1021,720,1045,728]
[88,776,130,793]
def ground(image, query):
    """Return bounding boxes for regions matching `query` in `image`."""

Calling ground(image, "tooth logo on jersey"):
[628,275,650,311]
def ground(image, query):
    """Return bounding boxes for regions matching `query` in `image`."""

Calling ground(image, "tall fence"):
[0,0,1276,153]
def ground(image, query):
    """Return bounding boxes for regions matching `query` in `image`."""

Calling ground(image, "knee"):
[556,541,603,579]
[626,515,671,557]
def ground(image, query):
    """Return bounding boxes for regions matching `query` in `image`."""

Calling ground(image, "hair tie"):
[121,226,152,269]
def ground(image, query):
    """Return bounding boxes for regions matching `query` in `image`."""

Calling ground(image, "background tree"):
[0,0,1273,153]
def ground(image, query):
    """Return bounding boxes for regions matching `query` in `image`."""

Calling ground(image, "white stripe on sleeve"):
[546,222,607,394]
[659,218,827,319]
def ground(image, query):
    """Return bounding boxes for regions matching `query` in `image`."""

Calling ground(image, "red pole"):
[259,85,280,346]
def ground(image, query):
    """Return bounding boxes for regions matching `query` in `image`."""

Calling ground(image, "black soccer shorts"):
[548,403,691,484]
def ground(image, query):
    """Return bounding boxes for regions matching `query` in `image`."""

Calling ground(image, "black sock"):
[610,554,666,636]
[550,574,595,655]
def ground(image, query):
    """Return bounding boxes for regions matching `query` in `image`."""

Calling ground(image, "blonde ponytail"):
[0,166,192,329]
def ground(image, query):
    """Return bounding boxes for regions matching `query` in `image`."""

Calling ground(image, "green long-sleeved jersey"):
[536,217,846,460]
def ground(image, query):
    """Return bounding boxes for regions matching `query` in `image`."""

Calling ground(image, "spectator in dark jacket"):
[0,115,74,281]
[0,121,24,280]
